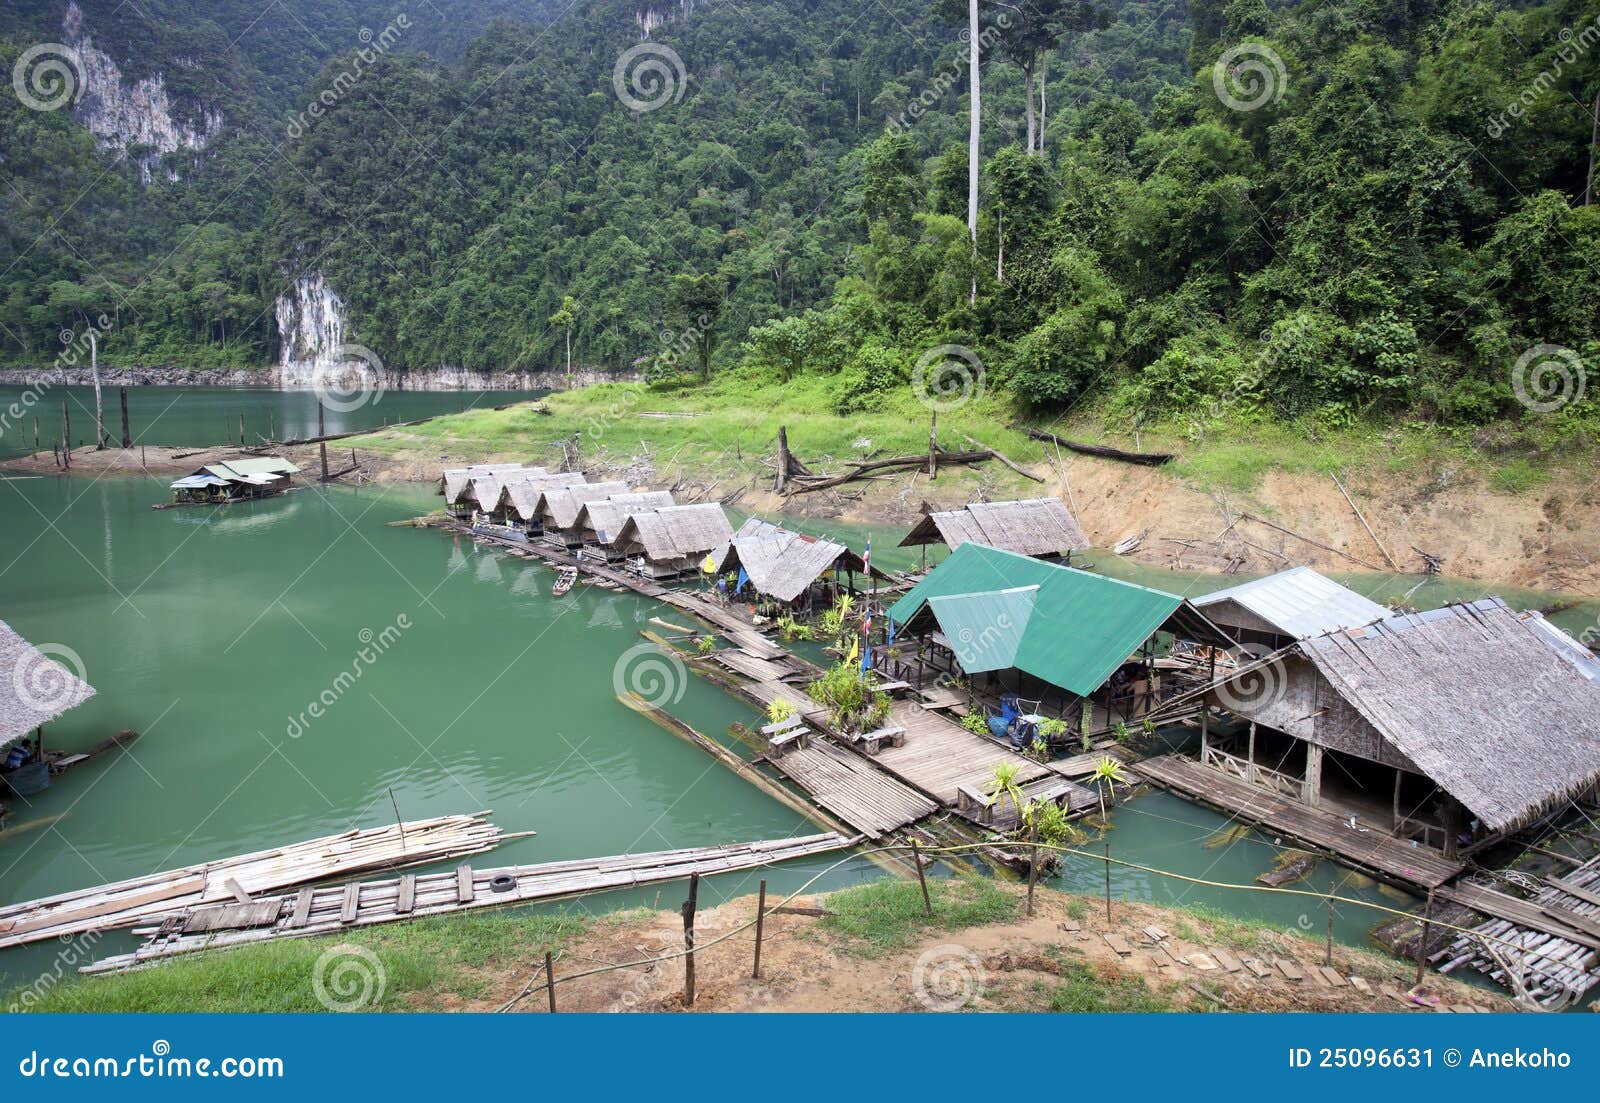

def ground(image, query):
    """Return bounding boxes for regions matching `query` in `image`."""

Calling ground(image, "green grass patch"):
[1174,903,1284,956]
[820,877,1016,956]
[1044,957,1175,1013]
[8,913,587,1013]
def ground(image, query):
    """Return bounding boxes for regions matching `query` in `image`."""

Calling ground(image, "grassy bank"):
[6,879,1506,1014]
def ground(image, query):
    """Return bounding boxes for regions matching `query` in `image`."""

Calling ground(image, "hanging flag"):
[887,614,896,644]
[846,635,859,665]
[736,567,749,593]
[861,535,872,579]
[700,553,716,573]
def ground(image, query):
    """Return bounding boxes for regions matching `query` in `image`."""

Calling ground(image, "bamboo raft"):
[82,834,853,974]
[1436,853,1600,1006]
[0,814,520,949]
[764,740,938,838]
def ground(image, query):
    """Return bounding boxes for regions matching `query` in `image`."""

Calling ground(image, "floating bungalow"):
[168,458,300,505]
[537,481,632,547]
[441,463,526,515]
[573,491,678,558]
[1192,599,1600,858]
[1192,566,1389,650]
[881,542,1235,742]
[706,517,868,613]
[0,619,96,805]
[613,504,734,579]
[492,472,590,532]
[898,497,1089,566]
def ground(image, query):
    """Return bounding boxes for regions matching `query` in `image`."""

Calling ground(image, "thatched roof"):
[711,517,861,604]
[1297,600,1600,832]
[442,463,528,503]
[540,482,632,529]
[898,497,1088,557]
[575,492,677,543]
[0,619,96,749]
[1195,567,1389,639]
[500,473,590,520]
[616,504,734,562]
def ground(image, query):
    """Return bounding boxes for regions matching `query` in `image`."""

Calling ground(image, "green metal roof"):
[222,457,300,476]
[889,542,1217,696]
[927,586,1037,673]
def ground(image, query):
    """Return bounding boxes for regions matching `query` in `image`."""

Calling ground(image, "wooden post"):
[927,411,937,479]
[1103,841,1113,921]
[318,400,329,482]
[119,387,131,448]
[1246,721,1257,784]
[1304,743,1323,807]
[544,950,557,1013]
[911,838,933,916]
[775,425,789,494]
[33,416,39,452]
[61,401,70,468]
[1325,878,1335,966]
[1414,890,1433,987]
[681,872,699,1006]
[1199,704,1210,764]
[752,879,767,979]
[238,412,245,445]
[1026,820,1039,917]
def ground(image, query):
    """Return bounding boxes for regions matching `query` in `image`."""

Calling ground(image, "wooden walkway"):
[765,741,938,838]
[713,649,800,684]
[83,834,853,975]
[871,700,1053,805]
[739,678,832,724]
[1135,754,1466,890]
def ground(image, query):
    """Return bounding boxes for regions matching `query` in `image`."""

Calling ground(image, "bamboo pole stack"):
[0,814,521,949]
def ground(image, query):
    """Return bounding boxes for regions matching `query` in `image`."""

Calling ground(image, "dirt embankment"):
[11,425,1600,598]
[433,884,1508,1014]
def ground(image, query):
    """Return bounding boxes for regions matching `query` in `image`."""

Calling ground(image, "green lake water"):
[0,384,540,460]
[2,407,1594,987]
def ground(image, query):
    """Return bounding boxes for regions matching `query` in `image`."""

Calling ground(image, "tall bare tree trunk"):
[1024,54,1037,154]
[967,0,981,304]
[1587,85,1598,206]
[89,329,105,450]
[1038,55,1046,153]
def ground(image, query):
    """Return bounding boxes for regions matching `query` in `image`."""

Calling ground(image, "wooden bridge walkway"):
[765,741,938,838]
[82,834,854,975]
[870,700,1054,806]
[1135,754,1465,890]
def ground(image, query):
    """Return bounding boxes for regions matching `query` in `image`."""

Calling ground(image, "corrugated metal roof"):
[889,543,1221,696]
[1520,611,1600,683]
[1193,567,1388,639]
[926,587,1037,673]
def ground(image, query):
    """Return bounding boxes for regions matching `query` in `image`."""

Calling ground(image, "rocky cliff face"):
[274,272,349,388]
[63,2,224,183]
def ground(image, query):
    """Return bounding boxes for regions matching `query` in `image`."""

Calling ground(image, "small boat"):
[552,567,579,596]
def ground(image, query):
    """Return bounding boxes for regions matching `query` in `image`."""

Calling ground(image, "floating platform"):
[82,834,854,974]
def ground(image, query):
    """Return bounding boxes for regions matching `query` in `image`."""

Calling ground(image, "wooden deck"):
[739,678,832,724]
[765,741,938,838]
[870,700,1053,805]
[83,834,854,975]
[1135,754,1466,890]
[713,649,801,684]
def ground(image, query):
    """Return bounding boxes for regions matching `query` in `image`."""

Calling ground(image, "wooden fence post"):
[752,879,767,979]
[911,839,933,917]
[544,950,556,1013]
[119,387,131,448]
[1026,821,1039,917]
[1414,890,1434,988]
[681,872,700,1006]
[1103,841,1112,922]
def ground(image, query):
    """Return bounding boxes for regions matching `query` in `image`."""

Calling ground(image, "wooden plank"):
[225,877,252,904]
[456,865,475,904]
[1244,958,1272,979]
[0,874,207,940]
[1210,947,1243,973]
[290,888,314,929]
[1548,876,1600,909]
[1103,933,1133,956]
[1319,966,1348,987]
[396,874,415,915]
[1275,958,1304,982]
[340,882,360,924]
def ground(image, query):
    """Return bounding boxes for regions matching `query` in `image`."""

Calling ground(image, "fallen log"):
[1023,427,1174,466]
[785,449,995,494]
[959,432,1044,482]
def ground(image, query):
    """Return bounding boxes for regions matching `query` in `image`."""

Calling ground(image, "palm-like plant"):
[1088,756,1130,820]
[987,761,1025,820]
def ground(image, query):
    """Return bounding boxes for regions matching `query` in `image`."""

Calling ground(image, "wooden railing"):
[1201,744,1304,801]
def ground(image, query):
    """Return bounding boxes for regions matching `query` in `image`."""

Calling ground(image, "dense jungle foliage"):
[1,0,1596,432]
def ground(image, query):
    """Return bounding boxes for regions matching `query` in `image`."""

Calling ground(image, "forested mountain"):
[1,0,1596,430]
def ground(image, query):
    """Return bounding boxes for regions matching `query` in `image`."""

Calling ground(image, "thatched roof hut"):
[898,497,1088,558]
[441,463,526,503]
[709,518,864,604]
[499,473,590,522]
[615,504,734,564]
[1215,599,1600,833]
[0,620,96,750]
[575,491,677,545]
[466,467,553,512]
[539,481,632,531]
[1194,566,1389,644]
